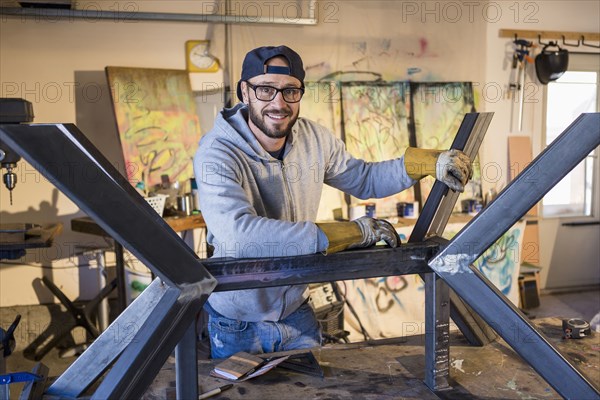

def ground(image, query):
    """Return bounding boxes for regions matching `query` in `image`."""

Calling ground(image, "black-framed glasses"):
[246,82,304,103]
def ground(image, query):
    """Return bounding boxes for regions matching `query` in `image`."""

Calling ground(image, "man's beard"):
[248,103,298,139]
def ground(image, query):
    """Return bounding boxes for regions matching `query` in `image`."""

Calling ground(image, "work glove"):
[317,217,400,254]
[348,216,400,249]
[404,147,472,193]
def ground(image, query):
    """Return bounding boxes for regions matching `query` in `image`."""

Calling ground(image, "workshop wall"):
[0,1,598,307]
[0,8,217,305]
[0,1,486,306]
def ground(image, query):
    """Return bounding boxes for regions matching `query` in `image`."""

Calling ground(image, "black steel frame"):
[1,112,598,399]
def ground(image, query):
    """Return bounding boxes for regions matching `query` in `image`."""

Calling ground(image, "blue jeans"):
[205,302,322,359]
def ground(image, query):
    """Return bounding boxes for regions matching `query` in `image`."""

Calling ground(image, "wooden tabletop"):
[0,223,63,250]
[71,214,205,237]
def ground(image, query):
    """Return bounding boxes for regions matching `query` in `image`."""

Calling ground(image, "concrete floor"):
[0,288,598,398]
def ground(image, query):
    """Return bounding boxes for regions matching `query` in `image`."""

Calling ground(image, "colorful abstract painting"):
[343,221,525,341]
[340,82,413,216]
[300,81,345,220]
[301,81,477,219]
[106,67,201,189]
[472,220,526,305]
[411,82,479,203]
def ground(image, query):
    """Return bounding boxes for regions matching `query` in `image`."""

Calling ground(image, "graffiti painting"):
[106,67,201,189]
[410,82,479,203]
[340,82,414,216]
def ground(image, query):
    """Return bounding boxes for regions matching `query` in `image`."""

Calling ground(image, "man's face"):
[242,57,302,140]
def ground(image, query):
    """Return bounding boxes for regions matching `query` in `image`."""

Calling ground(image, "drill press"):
[0,98,34,205]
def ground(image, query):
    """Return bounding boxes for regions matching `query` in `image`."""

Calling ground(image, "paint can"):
[397,201,419,219]
[396,202,406,217]
[365,203,376,218]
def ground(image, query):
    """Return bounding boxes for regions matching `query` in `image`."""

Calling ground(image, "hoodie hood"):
[215,102,297,161]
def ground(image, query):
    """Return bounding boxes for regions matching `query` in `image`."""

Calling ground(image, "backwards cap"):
[236,45,305,101]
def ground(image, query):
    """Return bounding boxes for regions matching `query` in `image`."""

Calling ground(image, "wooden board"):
[508,136,540,265]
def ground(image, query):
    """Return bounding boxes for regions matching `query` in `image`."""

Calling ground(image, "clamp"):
[0,372,43,385]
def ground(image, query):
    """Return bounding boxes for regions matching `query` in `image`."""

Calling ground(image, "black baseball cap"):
[236,45,305,101]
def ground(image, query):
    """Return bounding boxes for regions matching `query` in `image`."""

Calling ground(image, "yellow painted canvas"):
[106,67,201,189]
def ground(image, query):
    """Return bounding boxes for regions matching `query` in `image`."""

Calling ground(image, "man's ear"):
[240,81,249,104]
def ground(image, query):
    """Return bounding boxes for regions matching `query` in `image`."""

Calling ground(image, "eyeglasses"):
[246,82,304,103]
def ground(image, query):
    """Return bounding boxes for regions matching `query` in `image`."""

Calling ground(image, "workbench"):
[143,317,600,399]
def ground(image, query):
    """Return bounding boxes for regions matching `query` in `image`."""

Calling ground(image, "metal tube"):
[95,250,109,331]
[176,322,199,400]
[46,279,169,398]
[0,7,318,25]
[424,273,450,391]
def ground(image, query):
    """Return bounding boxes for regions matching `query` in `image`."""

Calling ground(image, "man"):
[194,45,472,359]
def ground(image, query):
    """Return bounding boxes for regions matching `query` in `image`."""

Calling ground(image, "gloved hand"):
[317,217,400,254]
[404,147,473,192]
[348,216,400,249]
[436,149,472,192]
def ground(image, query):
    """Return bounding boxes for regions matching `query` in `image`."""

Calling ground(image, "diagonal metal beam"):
[46,278,169,398]
[0,123,216,289]
[1,122,218,399]
[429,113,600,398]
[92,287,206,399]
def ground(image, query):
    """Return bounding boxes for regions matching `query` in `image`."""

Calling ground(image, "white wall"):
[0,0,598,305]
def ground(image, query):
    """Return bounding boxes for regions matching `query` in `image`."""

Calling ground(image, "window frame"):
[540,52,600,220]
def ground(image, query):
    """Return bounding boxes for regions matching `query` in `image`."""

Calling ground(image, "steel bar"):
[430,112,600,398]
[424,273,450,391]
[176,322,199,400]
[46,278,169,398]
[92,289,207,399]
[409,112,494,391]
[410,112,478,241]
[427,113,493,237]
[0,123,216,289]
[202,242,439,291]
[0,3,318,25]
[410,112,493,241]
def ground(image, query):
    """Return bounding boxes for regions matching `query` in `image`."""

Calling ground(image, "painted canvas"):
[301,81,345,220]
[410,82,479,203]
[106,67,201,189]
[340,82,414,217]
[343,220,526,341]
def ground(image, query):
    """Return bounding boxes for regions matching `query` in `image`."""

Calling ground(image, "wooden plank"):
[508,136,537,216]
[499,29,600,42]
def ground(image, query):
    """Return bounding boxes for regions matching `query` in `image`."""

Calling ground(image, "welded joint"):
[429,254,475,275]
[177,277,218,302]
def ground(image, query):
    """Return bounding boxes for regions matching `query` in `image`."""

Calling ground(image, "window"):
[542,66,599,218]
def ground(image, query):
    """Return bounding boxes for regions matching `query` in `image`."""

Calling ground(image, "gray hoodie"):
[194,103,415,322]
